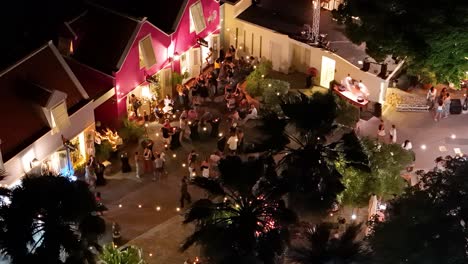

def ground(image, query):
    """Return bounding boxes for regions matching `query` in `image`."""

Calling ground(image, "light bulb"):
[451,134,456,139]
[156,206,161,211]
[176,207,181,212]
[351,214,357,220]
[182,163,186,167]
[172,154,177,158]
[421,144,427,150]
[218,133,223,137]
[138,204,142,208]
[203,127,207,131]
[118,204,122,208]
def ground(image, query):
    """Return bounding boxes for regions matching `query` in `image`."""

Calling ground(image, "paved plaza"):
[94,83,468,262]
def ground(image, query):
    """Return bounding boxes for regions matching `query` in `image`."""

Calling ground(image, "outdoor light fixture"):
[268,83,272,87]
[276,92,280,96]
[173,52,180,61]
[176,207,181,212]
[138,204,142,208]
[218,133,223,137]
[182,163,186,167]
[421,144,427,150]
[118,204,122,208]
[358,60,363,65]
[451,134,456,139]
[351,214,357,220]
[172,154,177,158]
[156,206,161,211]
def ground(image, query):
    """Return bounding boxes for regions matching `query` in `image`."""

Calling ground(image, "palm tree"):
[99,244,146,264]
[266,92,369,214]
[288,223,365,264]
[0,174,105,264]
[181,156,297,264]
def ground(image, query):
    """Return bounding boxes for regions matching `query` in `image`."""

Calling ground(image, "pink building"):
[60,1,220,128]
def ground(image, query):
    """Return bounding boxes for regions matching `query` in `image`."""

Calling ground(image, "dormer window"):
[51,102,71,133]
[139,35,157,69]
[190,1,206,34]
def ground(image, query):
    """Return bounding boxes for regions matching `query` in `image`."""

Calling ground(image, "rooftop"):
[68,5,141,75]
[89,0,188,34]
[0,42,89,161]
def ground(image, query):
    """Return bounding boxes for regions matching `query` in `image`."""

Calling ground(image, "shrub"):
[95,141,113,161]
[118,119,145,144]
[245,60,273,97]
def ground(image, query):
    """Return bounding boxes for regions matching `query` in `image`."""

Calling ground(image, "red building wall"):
[112,0,220,119]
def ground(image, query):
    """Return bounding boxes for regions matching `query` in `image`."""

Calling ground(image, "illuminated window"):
[139,35,157,69]
[190,1,206,34]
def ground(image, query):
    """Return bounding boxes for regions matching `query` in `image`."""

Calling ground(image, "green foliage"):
[262,78,290,114]
[99,244,146,264]
[118,119,145,144]
[334,95,360,128]
[182,156,296,263]
[337,138,413,207]
[334,0,468,86]
[0,175,105,263]
[171,71,189,86]
[95,140,114,161]
[245,60,273,97]
[288,223,366,264]
[368,157,468,264]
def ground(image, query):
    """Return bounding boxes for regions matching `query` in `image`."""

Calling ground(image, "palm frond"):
[190,177,225,197]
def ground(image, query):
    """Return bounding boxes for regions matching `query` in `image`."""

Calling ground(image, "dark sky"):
[256,0,314,19]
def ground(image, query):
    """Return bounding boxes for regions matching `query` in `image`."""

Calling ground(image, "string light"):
[421,144,427,150]
[188,121,192,125]
[138,204,142,208]
[156,206,161,211]
[268,83,272,87]
[164,144,168,148]
[118,204,122,208]
[192,172,196,177]
[172,154,177,158]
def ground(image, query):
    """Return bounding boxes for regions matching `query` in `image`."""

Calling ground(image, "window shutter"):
[51,102,70,131]
[190,1,206,34]
[139,36,157,69]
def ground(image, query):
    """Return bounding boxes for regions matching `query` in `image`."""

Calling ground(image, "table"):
[333,85,369,107]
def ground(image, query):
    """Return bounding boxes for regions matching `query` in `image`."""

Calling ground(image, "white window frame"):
[189,1,206,34]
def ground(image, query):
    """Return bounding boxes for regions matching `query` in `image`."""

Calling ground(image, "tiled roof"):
[68,5,141,75]
[0,43,89,161]
[89,0,187,34]
[66,58,115,99]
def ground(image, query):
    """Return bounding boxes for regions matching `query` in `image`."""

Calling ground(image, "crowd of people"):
[426,86,452,121]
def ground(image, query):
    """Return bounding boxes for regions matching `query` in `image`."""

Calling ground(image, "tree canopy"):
[334,0,468,85]
[337,138,413,207]
[0,175,105,264]
[368,156,468,264]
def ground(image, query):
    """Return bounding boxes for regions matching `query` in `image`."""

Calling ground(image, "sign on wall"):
[320,56,336,88]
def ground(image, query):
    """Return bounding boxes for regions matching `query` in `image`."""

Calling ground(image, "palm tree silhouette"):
[0,174,105,263]
[181,156,297,263]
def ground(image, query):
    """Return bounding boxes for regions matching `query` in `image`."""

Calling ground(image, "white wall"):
[222,2,388,102]
[3,101,95,187]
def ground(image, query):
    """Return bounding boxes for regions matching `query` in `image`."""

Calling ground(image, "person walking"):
[426,86,437,109]
[389,124,397,143]
[434,99,444,121]
[143,147,152,174]
[134,151,141,179]
[179,176,192,208]
[443,93,451,118]
[226,131,238,155]
[377,123,386,142]
[153,153,164,181]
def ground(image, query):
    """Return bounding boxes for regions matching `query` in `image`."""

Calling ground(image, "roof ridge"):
[0,44,50,78]
[84,0,145,23]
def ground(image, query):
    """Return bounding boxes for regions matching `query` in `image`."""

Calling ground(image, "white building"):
[0,42,97,187]
[221,0,402,104]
